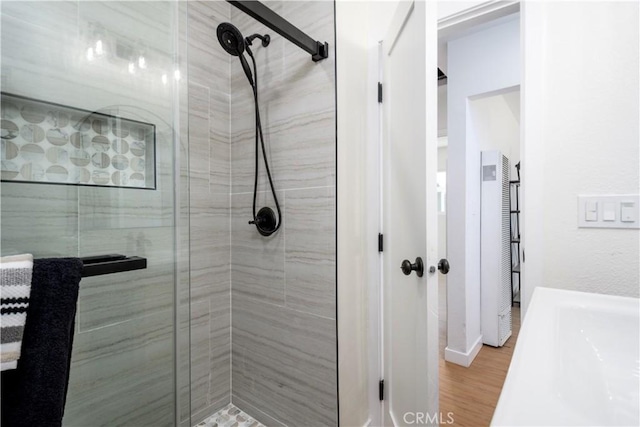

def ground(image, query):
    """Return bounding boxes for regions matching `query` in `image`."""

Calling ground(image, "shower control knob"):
[437,258,450,275]
[400,257,424,277]
[249,207,278,237]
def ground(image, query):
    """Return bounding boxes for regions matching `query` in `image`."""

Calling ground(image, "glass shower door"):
[0,1,189,425]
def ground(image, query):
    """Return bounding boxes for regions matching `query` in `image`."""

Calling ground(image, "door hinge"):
[379,379,385,401]
[378,82,383,103]
[378,233,384,252]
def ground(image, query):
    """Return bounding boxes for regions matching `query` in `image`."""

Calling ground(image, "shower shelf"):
[81,254,147,277]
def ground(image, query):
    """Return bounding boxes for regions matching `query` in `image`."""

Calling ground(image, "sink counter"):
[492,287,640,426]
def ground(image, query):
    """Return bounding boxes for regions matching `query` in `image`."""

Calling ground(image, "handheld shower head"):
[217,22,245,56]
[217,22,280,237]
[217,22,255,87]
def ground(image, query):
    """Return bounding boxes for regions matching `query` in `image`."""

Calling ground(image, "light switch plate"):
[578,195,640,229]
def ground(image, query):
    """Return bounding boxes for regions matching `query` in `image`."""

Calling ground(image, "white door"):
[381,1,440,426]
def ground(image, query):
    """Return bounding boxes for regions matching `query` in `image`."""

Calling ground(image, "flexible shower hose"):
[246,45,282,236]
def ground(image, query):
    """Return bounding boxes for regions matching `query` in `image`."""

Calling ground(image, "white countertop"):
[492,287,640,426]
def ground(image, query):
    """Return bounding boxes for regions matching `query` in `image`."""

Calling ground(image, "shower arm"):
[227,0,329,62]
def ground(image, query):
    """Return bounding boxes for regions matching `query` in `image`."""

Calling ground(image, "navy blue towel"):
[1,258,83,427]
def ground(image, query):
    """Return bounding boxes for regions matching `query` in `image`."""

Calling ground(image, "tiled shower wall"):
[186,1,232,423]
[187,1,337,425]
[229,2,337,426]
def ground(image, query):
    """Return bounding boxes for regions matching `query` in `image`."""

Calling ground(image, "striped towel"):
[1,254,34,371]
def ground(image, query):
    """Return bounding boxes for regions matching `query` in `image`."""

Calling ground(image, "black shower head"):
[217,22,245,56]
[217,22,255,87]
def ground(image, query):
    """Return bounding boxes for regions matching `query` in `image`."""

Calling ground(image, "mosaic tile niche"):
[0,93,156,189]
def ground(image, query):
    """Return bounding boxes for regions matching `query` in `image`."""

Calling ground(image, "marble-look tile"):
[209,310,231,405]
[187,1,231,92]
[0,4,77,76]
[178,313,191,424]
[191,299,211,416]
[209,89,231,194]
[232,294,337,426]
[231,192,285,305]
[77,226,174,330]
[230,1,336,194]
[189,81,212,194]
[1,0,77,30]
[189,193,230,309]
[191,299,231,417]
[232,109,336,193]
[78,2,174,55]
[64,310,175,426]
[284,187,336,319]
[78,180,174,230]
[0,183,78,257]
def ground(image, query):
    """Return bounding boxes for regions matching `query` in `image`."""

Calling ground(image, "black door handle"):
[437,258,450,275]
[400,257,424,277]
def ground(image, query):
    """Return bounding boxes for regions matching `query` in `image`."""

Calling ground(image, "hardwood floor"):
[439,278,522,427]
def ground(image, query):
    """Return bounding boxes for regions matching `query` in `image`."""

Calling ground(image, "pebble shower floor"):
[195,404,266,427]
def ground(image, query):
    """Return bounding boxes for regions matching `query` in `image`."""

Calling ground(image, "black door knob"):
[437,258,450,274]
[400,257,424,277]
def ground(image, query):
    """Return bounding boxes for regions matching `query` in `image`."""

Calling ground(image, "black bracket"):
[312,41,330,62]
[228,1,329,62]
[81,254,147,277]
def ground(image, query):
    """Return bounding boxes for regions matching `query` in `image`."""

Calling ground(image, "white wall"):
[336,1,398,426]
[469,89,520,179]
[438,146,448,261]
[438,84,448,136]
[521,1,640,315]
[446,15,520,366]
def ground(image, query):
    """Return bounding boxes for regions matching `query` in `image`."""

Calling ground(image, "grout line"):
[227,19,233,400]
[76,308,171,334]
[283,189,287,306]
[236,291,336,322]
[207,85,212,192]
[231,184,335,196]
[189,81,209,90]
[207,296,213,404]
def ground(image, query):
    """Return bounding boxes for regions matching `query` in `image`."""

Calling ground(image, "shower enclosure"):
[0,1,337,426]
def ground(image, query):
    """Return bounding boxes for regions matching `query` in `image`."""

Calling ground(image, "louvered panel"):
[499,155,512,345]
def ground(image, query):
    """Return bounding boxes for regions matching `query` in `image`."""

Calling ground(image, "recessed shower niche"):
[1,93,156,189]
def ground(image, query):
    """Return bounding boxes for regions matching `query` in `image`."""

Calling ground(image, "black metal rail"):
[81,254,147,277]
[228,1,329,62]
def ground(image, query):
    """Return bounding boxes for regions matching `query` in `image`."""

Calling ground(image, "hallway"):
[439,279,522,426]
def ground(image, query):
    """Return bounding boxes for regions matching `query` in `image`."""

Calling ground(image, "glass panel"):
[0,1,187,425]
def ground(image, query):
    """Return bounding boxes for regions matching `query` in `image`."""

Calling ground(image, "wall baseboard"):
[444,335,483,367]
